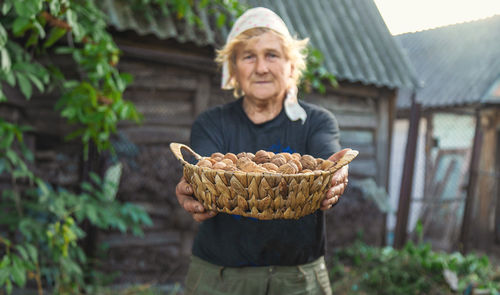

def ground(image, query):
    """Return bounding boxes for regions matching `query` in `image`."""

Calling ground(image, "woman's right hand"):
[175,176,217,222]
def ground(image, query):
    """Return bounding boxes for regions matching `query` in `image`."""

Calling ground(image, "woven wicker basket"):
[170,143,358,220]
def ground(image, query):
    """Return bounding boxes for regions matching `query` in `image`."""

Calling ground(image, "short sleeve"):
[190,109,224,158]
[306,108,341,159]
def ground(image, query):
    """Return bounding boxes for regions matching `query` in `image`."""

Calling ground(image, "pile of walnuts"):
[195,150,336,174]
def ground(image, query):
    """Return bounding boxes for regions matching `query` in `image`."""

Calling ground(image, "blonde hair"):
[215,27,309,97]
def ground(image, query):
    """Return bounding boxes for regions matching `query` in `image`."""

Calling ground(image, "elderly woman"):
[175,7,349,295]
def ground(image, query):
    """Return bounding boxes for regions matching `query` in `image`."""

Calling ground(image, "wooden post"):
[393,94,421,249]
[494,128,500,243]
[459,109,483,253]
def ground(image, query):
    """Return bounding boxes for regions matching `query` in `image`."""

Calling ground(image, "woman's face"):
[234,32,293,103]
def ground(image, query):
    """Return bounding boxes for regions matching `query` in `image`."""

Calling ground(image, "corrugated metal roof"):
[246,0,419,89]
[396,15,500,109]
[101,0,419,89]
[99,0,226,47]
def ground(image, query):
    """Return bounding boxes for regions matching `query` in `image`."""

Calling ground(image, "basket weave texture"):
[170,143,357,220]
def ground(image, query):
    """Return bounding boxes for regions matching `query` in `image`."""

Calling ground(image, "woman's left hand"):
[320,149,350,211]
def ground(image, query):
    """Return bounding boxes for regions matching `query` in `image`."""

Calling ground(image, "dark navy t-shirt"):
[190,97,340,267]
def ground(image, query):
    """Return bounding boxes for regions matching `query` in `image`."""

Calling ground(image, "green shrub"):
[330,225,500,295]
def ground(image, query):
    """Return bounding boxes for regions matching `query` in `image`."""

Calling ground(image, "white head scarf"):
[221,7,307,124]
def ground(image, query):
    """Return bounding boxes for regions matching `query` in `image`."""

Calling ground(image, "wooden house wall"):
[306,83,395,249]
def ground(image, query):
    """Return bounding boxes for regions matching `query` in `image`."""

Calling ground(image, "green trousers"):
[184,255,332,295]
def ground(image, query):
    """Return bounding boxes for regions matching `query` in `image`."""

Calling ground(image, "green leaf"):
[216,13,226,28]
[81,181,93,192]
[0,24,7,48]
[54,46,74,54]
[0,255,10,268]
[12,17,31,36]
[1,47,11,72]
[4,70,15,87]
[44,27,67,48]
[1,2,13,15]
[103,163,122,200]
[14,245,28,261]
[0,268,9,285]
[0,126,14,149]
[27,73,44,92]
[14,72,32,99]
[66,9,83,40]
[0,89,6,102]
[24,244,38,263]
[49,0,60,15]
[25,31,39,48]
[11,256,26,286]
[5,149,18,165]
[89,172,102,186]
[85,205,98,224]
[6,278,12,294]
[14,0,42,18]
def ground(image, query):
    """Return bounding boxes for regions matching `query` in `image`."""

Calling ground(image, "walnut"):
[316,158,324,166]
[236,157,252,169]
[270,155,287,167]
[196,159,212,168]
[254,150,271,164]
[291,153,301,161]
[212,161,227,170]
[211,152,224,160]
[278,163,298,174]
[224,153,238,164]
[239,161,258,172]
[237,152,247,159]
[300,155,317,170]
[206,157,218,164]
[261,162,279,172]
[221,159,234,166]
[278,152,292,162]
[289,159,303,172]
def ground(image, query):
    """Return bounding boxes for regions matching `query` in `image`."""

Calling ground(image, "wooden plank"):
[132,202,172,218]
[376,98,390,187]
[495,127,500,243]
[194,75,211,116]
[394,99,421,249]
[134,99,192,117]
[348,159,377,178]
[327,81,382,98]
[306,94,376,114]
[119,116,194,127]
[340,130,374,145]
[123,88,192,102]
[130,74,199,91]
[119,44,217,73]
[335,113,377,129]
[25,109,75,135]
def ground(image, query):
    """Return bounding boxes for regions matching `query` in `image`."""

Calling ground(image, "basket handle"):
[169,142,203,165]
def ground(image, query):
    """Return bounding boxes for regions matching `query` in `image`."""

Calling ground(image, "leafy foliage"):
[0,127,152,294]
[330,224,500,295]
[301,47,338,94]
